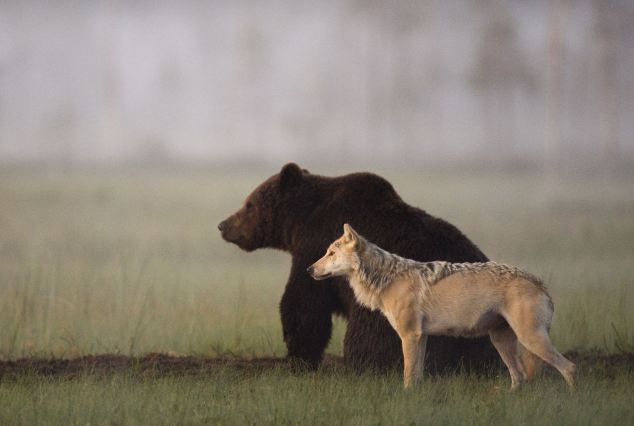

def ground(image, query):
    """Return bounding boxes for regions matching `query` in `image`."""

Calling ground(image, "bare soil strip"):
[0,352,631,379]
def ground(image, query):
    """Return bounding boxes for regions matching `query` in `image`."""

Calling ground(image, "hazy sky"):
[1,0,632,166]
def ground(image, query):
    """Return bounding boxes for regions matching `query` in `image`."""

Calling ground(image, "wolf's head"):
[307,224,362,280]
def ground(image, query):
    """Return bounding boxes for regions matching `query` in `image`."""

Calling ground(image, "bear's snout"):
[218,216,257,251]
[218,218,236,242]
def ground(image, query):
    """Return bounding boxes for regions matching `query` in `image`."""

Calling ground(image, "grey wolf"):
[308,224,576,389]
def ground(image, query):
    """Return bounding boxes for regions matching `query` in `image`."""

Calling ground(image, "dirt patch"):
[564,351,634,378]
[0,353,342,380]
[0,352,630,380]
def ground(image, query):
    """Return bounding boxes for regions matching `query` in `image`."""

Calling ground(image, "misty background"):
[1,0,634,377]
[0,0,632,169]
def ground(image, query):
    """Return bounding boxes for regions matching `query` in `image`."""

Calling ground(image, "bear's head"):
[218,163,308,252]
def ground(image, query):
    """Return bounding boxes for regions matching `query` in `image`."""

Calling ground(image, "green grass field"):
[1,166,633,425]
[1,368,632,425]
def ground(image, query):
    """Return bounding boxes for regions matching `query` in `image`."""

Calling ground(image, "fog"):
[1,0,632,168]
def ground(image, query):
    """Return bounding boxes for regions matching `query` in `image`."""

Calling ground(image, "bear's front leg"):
[280,263,334,370]
[343,303,403,372]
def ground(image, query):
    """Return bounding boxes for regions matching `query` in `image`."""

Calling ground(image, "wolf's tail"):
[519,344,543,380]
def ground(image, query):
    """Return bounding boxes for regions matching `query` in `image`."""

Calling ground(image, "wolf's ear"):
[343,223,359,244]
[280,163,303,190]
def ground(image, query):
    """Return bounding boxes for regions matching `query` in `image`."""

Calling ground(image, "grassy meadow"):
[0,166,633,424]
[1,368,632,425]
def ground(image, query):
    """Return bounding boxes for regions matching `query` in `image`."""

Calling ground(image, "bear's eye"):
[245,202,254,213]
[328,251,334,257]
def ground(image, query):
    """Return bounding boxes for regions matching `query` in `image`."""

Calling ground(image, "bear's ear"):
[280,162,303,190]
[343,223,359,244]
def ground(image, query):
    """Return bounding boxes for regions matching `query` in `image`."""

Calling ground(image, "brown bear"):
[218,163,499,372]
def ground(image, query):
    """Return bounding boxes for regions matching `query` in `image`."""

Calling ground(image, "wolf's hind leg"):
[519,343,541,381]
[513,328,576,388]
[489,327,526,391]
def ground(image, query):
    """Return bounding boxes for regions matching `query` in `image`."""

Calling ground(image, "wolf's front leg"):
[401,332,424,388]
[416,335,428,382]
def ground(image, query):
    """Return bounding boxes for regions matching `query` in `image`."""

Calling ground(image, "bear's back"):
[302,171,487,265]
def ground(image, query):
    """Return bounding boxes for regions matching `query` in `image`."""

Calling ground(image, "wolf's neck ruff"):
[355,243,414,290]
[348,238,424,310]
[350,238,446,294]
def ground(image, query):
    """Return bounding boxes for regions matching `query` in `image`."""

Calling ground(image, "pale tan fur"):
[309,224,576,390]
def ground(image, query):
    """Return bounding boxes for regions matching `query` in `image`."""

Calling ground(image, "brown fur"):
[219,163,500,372]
